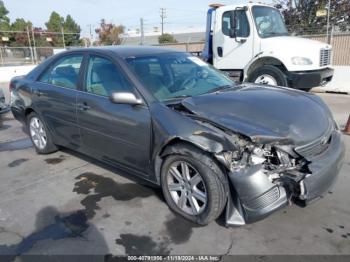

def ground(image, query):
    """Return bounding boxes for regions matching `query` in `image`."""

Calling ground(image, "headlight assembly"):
[291,57,313,65]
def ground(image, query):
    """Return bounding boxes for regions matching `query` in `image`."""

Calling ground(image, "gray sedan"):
[9,46,345,226]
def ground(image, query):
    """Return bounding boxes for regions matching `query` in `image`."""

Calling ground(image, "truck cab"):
[202,3,334,89]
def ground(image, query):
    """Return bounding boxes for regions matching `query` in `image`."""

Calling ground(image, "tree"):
[63,15,81,46]
[0,0,10,40]
[158,33,177,44]
[10,18,32,46]
[95,19,124,45]
[45,11,64,46]
[275,0,350,35]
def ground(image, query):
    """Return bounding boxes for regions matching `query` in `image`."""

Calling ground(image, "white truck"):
[201,3,334,90]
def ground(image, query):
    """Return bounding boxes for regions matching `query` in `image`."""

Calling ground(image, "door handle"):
[33,90,44,96]
[77,103,91,111]
[217,47,223,57]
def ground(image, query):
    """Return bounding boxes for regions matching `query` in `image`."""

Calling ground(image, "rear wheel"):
[248,65,288,87]
[27,112,57,154]
[160,144,228,225]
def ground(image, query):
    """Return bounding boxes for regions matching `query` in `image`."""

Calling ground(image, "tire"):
[160,143,228,225]
[27,112,57,154]
[248,65,288,87]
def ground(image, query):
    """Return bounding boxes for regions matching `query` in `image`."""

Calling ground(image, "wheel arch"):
[245,56,288,80]
[153,136,230,185]
[24,107,35,118]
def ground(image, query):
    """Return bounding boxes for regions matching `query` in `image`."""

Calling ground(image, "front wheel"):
[248,65,288,87]
[160,144,228,225]
[27,112,57,154]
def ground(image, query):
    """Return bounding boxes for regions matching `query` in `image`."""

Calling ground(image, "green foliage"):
[0,0,9,24]
[44,12,81,47]
[95,19,124,45]
[276,0,350,35]
[63,15,81,46]
[45,11,64,46]
[0,0,10,39]
[158,33,177,44]
[10,18,32,46]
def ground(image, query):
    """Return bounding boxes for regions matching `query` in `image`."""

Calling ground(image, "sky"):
[4,0,273,37]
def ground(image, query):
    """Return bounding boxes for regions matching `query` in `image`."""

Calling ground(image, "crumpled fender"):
[150,102,237,184]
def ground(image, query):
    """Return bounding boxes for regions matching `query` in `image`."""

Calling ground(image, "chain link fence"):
[1,33,349,66]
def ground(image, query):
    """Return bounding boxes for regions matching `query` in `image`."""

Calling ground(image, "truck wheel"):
[27,112,57,154]
[160,144,228,225]
[248,65,288,87]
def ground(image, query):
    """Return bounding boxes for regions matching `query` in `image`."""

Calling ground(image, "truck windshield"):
[125,53,234,102]
[252,6,288,38]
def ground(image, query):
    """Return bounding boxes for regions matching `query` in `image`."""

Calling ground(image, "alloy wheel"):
[166,161,207,215]
[29,117,47,150]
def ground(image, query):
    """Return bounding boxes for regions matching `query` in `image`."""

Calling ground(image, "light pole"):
[326,0,331,43]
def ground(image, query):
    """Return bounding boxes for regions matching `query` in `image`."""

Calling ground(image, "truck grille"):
[320,48,331,67]
[295,124,333,158]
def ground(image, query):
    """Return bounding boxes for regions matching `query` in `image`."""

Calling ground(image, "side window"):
[86,56,134,97]
[39,55,83,89]
[222,10,250,38]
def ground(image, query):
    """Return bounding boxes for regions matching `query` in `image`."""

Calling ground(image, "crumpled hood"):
[181,85,332,146]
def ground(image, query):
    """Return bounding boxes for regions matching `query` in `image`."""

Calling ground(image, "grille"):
[295,124,333,158]
[245,187,280,210]
[320,48,332,67]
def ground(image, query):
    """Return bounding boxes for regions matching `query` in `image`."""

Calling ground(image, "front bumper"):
[301,130,345,202]
[287,67,334,89]
[225,130,344,226]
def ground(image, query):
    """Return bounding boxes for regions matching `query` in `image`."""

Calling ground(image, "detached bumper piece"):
[287,67,334,89]
[225,130,344,226]
[226,165,288,226]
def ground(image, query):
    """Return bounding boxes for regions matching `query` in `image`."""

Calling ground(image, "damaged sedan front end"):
[162,88,345,226]
[204,119,344,225]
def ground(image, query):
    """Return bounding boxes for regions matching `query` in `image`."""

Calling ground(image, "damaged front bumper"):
[225,130,345,226]
[0,104,10,115]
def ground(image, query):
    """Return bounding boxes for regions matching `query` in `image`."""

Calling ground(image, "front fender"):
[150,102,237,183]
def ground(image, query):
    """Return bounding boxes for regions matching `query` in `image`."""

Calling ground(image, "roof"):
[68,46,182,58]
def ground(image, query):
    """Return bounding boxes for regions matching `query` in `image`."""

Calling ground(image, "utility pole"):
[326,0,331,43]
[61,26,66,49]
[31,27,37,63]
[140,18,145,45]
[26,26,34,64]
[160,8,166,35]
[88,24,93,46]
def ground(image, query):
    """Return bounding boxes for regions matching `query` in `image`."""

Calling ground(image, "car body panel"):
[181,84,332,145]
[76,91,152,175]
[9,46,344,226]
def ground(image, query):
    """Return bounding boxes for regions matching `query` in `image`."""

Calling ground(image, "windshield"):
[252,6,288,38]
[125,53,234,101]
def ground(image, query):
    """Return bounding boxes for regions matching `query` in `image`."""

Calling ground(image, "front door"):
[77,54,151,174]
[213,8,254,70]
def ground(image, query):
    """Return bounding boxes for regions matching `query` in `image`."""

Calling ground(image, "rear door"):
[76,53,151,175]
[33,53,84,148]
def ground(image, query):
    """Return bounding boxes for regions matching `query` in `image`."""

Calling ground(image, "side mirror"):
[110,92,143,105]
[236,37,247,43]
